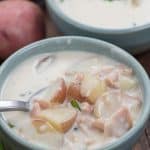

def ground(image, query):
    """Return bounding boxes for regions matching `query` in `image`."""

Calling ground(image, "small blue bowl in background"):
[46,0,150,54]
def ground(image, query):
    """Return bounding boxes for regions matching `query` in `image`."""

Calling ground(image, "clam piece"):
[93,91,122,119]
[35,55,56,73]
[81,74,106,104]
[104,107,132,137]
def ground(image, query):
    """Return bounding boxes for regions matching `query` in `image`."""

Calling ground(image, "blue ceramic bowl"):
[0,36,149,150]
[46,0,150,54]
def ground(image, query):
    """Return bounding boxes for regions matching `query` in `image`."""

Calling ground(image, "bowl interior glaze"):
[0,36,149,150]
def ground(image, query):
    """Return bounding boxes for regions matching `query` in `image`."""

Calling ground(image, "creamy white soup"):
[55,0,150,29]
[1,51,142,149]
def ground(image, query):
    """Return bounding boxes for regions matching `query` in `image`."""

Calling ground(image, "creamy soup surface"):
[55,0,150,29]
[1,51,142,150]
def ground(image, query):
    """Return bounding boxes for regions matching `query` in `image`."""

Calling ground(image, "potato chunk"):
[67,73,85,102]
[119,76,137,90]
[67,82,84,101]
[51,78,67,103]
[104,107,132,137]
[94,91,122,119]
[81,74,106,104]
[67,73,106,104]
[36,107,77,133]
[36,78,66,104]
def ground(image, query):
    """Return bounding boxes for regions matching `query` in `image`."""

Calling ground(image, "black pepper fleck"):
[73,127,78,131]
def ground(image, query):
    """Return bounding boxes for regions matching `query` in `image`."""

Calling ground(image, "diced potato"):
[104,107,132,137]
[119,76,137,90]
[93,91,122,119]
[36,107,77,133]
[88,81,106,104]
[67,73,106,103]
[36,78,66,104]
[51,78,67,103]
[67,82,84,101]
[81,74,106,104]
[67,73,85,102]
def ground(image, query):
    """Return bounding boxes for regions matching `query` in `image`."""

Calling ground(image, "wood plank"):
[136,52,150,75]
[133,121,150,150]
[145,120,150,147]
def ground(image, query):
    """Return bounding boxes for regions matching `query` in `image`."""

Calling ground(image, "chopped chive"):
[70,99,81,111]
[7,122,15,128]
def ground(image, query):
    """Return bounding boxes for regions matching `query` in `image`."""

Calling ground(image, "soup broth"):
[55,0,150,29]
[1,51,142,149]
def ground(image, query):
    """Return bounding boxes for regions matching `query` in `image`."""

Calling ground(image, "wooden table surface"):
[46,14,150,150]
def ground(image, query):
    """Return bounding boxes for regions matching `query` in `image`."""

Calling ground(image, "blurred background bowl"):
[46,0,150,54]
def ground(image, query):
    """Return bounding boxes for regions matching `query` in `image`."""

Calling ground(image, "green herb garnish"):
[7,122,15,128]
[70,99,81,111]
[60,0,64,2]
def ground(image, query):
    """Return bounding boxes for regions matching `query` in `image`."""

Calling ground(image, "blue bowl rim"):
[46,0,150,35]
[0,36,149,150]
